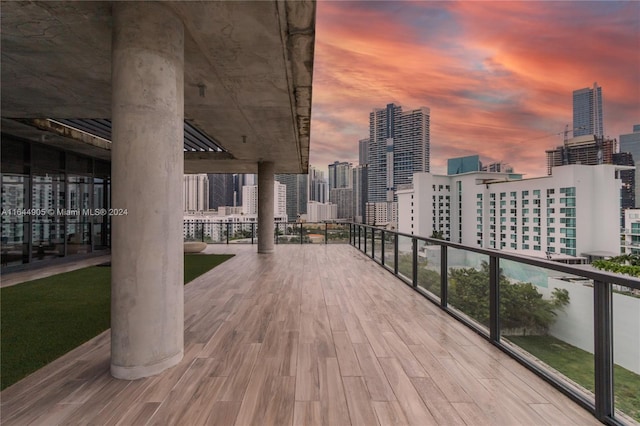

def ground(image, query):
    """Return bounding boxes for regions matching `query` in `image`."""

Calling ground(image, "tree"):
[448,261,569,335]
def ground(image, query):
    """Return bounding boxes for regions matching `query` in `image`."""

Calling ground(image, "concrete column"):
[110,3,184,380]
[258,161,275,254]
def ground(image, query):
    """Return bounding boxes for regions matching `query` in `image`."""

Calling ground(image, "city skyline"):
[309,1,639,178]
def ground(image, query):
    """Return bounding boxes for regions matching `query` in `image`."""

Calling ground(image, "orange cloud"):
[310,1,640,178]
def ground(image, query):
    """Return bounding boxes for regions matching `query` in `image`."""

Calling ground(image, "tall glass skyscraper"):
[573,82,603,137]
[367,103,430,202]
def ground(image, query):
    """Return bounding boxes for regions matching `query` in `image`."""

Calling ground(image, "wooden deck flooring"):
[0,244,599,425]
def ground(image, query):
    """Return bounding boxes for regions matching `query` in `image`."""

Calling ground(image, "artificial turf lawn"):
[0,254,233,390]
[509,335,640,422]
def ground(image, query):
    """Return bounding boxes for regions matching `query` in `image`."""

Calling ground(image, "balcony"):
[5,223,638,424]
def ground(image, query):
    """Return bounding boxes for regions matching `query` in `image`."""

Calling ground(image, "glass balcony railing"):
[182,221,350,245]
[349,223,640,426]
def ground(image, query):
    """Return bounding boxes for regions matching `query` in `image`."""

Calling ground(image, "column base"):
[111,350,183,380]
[258,248,275,254]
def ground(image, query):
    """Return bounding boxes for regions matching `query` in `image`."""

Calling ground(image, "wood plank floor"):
[1,244,599,425]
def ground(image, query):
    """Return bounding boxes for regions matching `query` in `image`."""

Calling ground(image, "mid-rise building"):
[545,135,616,175]
[398,164,622,259]
[573,82,603,137]
[306,201,337,222]
[368,103,430,203]
[241,182,287,220]
[184,174,209,212]
[621,209,640,254]
[366,201,397,229]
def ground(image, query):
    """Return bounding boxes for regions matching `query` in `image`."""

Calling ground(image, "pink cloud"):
[310,1,640,178]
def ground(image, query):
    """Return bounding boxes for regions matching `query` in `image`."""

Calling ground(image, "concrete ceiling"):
[1,1,315,174]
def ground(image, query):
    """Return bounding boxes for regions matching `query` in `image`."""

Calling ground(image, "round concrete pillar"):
[110,3,184,380]
[258,161,275,254]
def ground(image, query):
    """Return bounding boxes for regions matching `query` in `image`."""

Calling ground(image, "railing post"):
[412,238,418,288]
[358,225,361,250]
[300,223,303,244]
[371,230,376,259]
[594,279,614,422]
[371,228,375,259]
[394,233,399,274]
[381,230,385,266]
[440,245,447,307]
[349,224,353,245]
[251,223,255,245]
[325,222,328,244]
[226,223,230,244]
[489,255,500,342]
[363,227,367,254]
[201,222,204,242]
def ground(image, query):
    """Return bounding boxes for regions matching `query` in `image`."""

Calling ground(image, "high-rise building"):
[329,188,354,220]
[352,165,368,223]
[184,174,209,212]
[613,152,635,225]
[398,164,622,258]
[368,103,430,203]
[545,135,616,175]
[207,174,235,210]
[275,174,308,221]
[308,166,327,203]
[359,138,369,165]
[620,125,640,208]
[328,161,353,190]
[573,82,603,137]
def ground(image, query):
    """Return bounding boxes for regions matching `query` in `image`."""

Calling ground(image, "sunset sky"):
[309,0,640,178]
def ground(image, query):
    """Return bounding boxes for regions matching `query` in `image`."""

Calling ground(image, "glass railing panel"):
[397,235,413,283]
[373,229,383,263]
[384,232,395,271]
[363,227,369,254]
[327,224,349,244]
[499,259,595,407]
[446,247,489,332]
[277,223,300,244]
[228,223,254,244]
[416,239,441,300]
[613,285,640,423]
[303,223,324,244]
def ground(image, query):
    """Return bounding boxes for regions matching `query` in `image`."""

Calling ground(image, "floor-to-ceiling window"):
[1,135,111,271]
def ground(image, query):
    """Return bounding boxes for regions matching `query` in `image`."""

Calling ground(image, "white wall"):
[543,277,640,374]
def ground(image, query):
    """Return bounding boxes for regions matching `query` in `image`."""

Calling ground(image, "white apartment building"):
[621,209,640,254]
[306,201,337,222]
[398,164,622,258]
[184,212,287,241]
[366,201,398,229]
[241,182,287,218]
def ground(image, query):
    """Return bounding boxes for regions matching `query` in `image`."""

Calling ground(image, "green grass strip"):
[509,335,640,421]
[0,253,233,390]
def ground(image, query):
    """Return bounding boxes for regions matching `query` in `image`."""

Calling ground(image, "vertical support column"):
[258,161,275,254]
[412,238,418,288]
[110,3,184,380]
